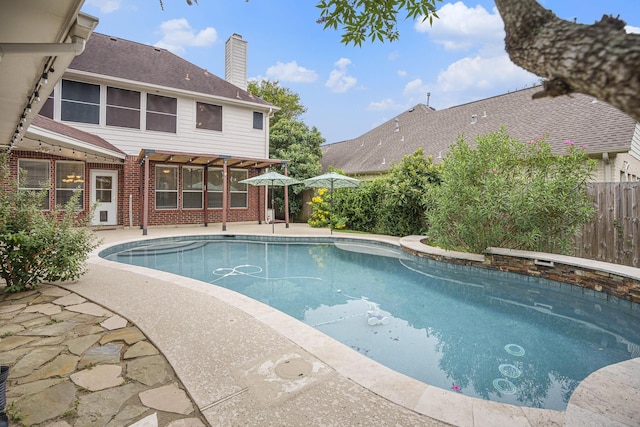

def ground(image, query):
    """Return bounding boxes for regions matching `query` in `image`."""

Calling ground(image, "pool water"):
[102,237,640,410]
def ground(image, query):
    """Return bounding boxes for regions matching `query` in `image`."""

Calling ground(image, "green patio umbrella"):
[303,172,361,234]
[240,171,301,233]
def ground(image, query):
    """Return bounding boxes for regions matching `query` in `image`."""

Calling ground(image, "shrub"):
[0,154,99,292]
[426,128,596,253]
[377,149,441,236]
[307,188,348,229]
[331,179,384,232]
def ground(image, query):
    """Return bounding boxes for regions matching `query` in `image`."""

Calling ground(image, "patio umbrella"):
[303,172,361,234]
[240,171,301,233]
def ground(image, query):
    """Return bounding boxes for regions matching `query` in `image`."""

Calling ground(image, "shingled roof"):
[31,114,125,156]
[321,86,638,176]
[68,33,271,107]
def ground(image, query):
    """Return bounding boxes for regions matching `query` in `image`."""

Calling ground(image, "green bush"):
[0,155,99,293]
[426,128,596,253]
[331,179,384,232]
[377,149,441,236]
[328,150,441,236]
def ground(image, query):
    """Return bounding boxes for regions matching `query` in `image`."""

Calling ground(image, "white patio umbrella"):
[303,172,361,234]
[240,171,301,233]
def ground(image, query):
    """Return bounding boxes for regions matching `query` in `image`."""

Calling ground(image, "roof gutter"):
[0,36,86,61]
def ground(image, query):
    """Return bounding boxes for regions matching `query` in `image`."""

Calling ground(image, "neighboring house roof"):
[27,114,126,160]
[321,86,638,175]
[67,33,272,108]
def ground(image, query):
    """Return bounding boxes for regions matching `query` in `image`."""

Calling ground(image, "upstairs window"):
[253,111,264,130]
[61,80,99,124]
[196,102,222,131]
[147,94,177,133]
[18,159,50,210]
[107,87,141,129]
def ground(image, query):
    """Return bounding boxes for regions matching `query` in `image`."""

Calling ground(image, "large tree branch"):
[494,0,640,122]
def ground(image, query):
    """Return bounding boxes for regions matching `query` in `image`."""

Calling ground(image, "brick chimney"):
[225,33,247,91]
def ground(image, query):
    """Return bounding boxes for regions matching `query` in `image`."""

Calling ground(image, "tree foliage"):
[377,149,441,236]
[316,0,440,46]
[269,118,324,217]
[0,154,99,293]
[330,150,441,236]
[426,128,595,254]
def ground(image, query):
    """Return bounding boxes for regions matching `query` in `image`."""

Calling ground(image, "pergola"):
[138,149,291,234]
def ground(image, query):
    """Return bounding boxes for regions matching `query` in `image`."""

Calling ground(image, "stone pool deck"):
[1,223,638,426]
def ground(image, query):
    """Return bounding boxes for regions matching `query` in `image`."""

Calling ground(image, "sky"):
[80,0,640,144]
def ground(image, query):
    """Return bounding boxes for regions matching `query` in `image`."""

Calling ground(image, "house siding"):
[51,79,268,158]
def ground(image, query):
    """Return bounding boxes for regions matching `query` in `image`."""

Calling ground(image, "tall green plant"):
[331,179,384,232]
[427,128,595,253]
[329,150,441,236]
[378,149,441,236]
[0,154,99,292]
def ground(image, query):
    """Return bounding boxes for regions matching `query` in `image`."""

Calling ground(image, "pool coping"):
[67,225,639,426]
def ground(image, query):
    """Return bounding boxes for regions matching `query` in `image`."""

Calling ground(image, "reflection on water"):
[103,238,640,410]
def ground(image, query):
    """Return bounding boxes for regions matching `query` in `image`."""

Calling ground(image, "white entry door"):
[91,170,118,226]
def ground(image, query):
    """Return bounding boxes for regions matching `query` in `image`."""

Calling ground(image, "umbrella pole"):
[330,181,334,235]
[271,183,275,234]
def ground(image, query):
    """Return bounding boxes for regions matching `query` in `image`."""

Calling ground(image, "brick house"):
[2,3,284,233]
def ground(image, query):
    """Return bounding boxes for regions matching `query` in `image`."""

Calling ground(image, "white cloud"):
[415,1,504,51]
[367,98,403,111]
[626,25,640,34]
[403,78,431,104]
[154,19,217,55]
[397,70,407,78]
[436,54,534,91]
[325,57,357,93]
[266,61,318,83]
[85,0,121,14]
[388,51,400,61]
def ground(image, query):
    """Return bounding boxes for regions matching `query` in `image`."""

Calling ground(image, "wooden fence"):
[574,182,640,267]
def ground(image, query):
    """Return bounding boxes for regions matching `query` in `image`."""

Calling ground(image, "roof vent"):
[471,114,477,124]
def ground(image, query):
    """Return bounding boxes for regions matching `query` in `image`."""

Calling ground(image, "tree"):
[269,118,324,217]
[317,0,640,122]
[247,80,307,136]
[426,128,595,254]
[0,154,99,292]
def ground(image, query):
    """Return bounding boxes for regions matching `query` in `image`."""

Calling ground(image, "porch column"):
[203,166,209,227]
[142,154,150,235]
[258,176,262,224]
[283,161,290,228]
[222,157,228,231]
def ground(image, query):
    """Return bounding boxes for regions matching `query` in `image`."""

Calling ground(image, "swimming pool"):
[101,235,640,411]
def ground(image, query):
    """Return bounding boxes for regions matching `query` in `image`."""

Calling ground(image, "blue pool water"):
[101,236,640,410]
